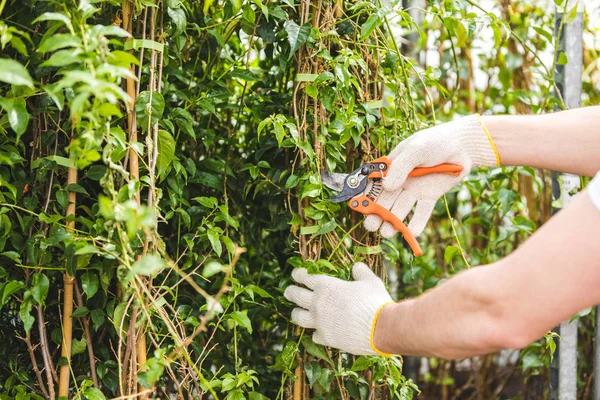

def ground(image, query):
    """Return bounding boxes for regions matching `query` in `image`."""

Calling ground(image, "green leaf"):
[131,255,167,278]
[193,196,218,208]
[305,84,318,99]
[249,392,269,400]
[20,295,34,332]
[360,14,382,40]
[124,39,164,52]
[43,83,65,110]
[168,7,187,36]
[533,26,552,43]
[351,356,378,371]
[0,251,21,262]
[92,25,132,38]
[302,336,330,360]
[5,98,29,138]
[557,52,568,65]
[83,388,106,400]
[257,118,271,135]
[1,280,25,307]
[243,5,256,24]
[228,311,252,333]
[10,36,28,56]
[75,245,102,256]
[202,261,224,278]
[31,274,49,305]
[41,49,81,67]
[207,229,222,256]
[304,361,321,389]
[522,352,543,371]
[32,12,73,32]
[65,183,89,196]
[108,50,141,67]
[86,165,107,181]
[81,271,99,298]
[492,23,503,48]
[226,390,244,400]
[285,174,299,189]
[91,309,105,331]
[71,306,90,318]
[444,245,460,267]
[38,34,81,53]
[135,91,165,131]
[295,73,318,82]
[157,130,176,178]
[315,220,336,236]
[284,20,311,60]
[455,21,467,47]
[564,1,579,24]
[71,337,86,355]
[31,155,75,169]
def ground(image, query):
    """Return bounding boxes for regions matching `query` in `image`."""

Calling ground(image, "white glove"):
[365,115,500,238]
[284,263,394,356]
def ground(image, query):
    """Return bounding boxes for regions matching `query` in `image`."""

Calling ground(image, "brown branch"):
[74,282,99,388]
[37,305,58,386]
[22,333,50,399]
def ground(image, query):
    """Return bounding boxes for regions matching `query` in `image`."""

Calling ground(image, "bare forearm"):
[373,264,509,359]
[374,188,600,359]
[483,106,600,176]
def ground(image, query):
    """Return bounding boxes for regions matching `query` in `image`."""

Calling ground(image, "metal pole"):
[551,2,584,400]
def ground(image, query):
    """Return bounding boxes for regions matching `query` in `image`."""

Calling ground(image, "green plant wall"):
[0,0,598,399]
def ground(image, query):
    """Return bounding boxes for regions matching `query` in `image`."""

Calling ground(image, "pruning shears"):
[321,157,463,257]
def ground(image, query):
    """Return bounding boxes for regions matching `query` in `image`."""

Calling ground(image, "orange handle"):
[367,157,463,179]
[348,194,423,257]
[408,164,463,178]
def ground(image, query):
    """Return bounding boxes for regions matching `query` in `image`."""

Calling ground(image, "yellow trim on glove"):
[476,114,501,166]
[370,301,395,357]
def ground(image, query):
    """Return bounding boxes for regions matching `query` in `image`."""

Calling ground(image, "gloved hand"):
[365,115,500,238]
[284,262,394,356]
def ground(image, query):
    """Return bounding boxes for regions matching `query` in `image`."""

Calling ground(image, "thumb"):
[383,146,424,191]
[351,262,379,282]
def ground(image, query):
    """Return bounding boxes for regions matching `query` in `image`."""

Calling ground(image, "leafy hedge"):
[0,0,597,399]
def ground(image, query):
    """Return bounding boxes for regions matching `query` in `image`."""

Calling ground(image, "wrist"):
[372,299,415,356]
[456,115,500,167]
[480,114,539,168]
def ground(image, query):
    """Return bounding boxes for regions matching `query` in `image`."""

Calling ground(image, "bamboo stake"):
[122,1,147,396]
[58,165,77,398]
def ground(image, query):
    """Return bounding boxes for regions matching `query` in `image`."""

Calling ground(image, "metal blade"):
[328,191,357,202]
[321,171,348,192]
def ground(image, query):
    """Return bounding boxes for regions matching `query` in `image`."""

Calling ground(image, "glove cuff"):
[370,301,395,357]
[456,114,501,167]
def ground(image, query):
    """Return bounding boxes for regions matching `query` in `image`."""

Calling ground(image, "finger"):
[283,285,313,309]
[351,262,378,282]
[383,146,424,191]
[291,268,321,290]
[380,191,417,238]
[407,199,437,237]
[291,308,316,329]
[313,330,327,346]
[363,189,400,232]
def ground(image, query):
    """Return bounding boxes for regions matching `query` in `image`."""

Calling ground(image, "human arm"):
[485,106,600,176]
[365,106,600,238]
[285,180,600,359]
[373,182,600,359]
